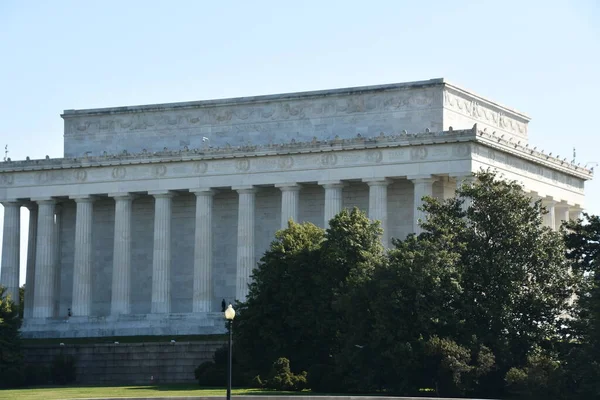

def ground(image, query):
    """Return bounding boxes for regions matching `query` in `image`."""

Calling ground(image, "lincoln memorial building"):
[0,79,592,338]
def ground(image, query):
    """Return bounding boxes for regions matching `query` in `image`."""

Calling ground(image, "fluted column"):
[542,198,556,230]
[235,187,256,302]
[411,176,436,234]
[554,202,570,231]
[365,178,390,247]
[277,183,301,229]
[111,194,134,316]
[32,199,56,318]
[24,204,37,319]
[1,201,21,305]
[192,189,215,313]
[52,206,62,317]
[151,191,174,314]
[320,181,344,228]
[70,196,95,316]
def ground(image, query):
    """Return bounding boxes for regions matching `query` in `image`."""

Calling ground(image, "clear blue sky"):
[1,0,599,285]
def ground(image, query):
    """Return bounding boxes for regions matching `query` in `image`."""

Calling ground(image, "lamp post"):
[224,304,235,400]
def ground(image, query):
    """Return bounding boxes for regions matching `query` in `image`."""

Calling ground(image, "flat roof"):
[61,78,530,122]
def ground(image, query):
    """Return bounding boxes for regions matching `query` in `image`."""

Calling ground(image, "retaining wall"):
[23,340,225,384]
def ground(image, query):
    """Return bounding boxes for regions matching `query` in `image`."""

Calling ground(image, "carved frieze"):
[64,88,438,136]
[444,90,527,135]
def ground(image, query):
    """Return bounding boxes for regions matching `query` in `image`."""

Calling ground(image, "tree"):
[561,213,600,398]
[361,171,575,397]
[0,286,24,388]
[234,208,384,384]
[234,220,326,380]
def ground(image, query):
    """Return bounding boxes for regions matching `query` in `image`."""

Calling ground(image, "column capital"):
[24,201,38,211]
[109,192,136,201]
[70,195,97,203]
[275,183,301,191]
[363,178,391,186]
[1,200,22,208]
[149,190,175,198]
[233,186,257,194]
[318,180,345,189]
[31,197,56,205]
[541,197,557,206]
[191,188,216,197]
[409,175,436,184]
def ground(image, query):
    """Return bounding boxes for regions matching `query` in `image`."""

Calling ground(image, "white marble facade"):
[0,79,592,338]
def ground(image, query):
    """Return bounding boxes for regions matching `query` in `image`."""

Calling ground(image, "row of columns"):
[0,175,578,318]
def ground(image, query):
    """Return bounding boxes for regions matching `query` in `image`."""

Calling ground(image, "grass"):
[0,385,301,400]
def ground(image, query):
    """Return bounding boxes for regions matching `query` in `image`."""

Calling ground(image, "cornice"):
[0,126,593,180]
[473,129,593,180]
[0,129,475,172]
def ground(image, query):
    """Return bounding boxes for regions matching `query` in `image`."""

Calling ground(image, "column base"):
[20,312,226,339]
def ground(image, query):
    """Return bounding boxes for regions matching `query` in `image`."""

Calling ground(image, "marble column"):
[71,196,95,316]
[554,202,570,231]
[52,206,62,317]
[235,187,256,302]
[24,204,37,319]
[542,198,556,230]
[320,181,344,228]
[111,194,134,316]
[1,201,21,305]
[192,189,215,313]
[32,199,56,318]
[277,183,301,229]
[365,178,390,247]
[151,191,173,314]
[453,174,475,213]
[411,176,436,235]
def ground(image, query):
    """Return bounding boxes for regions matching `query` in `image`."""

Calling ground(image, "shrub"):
[264,357,308,391]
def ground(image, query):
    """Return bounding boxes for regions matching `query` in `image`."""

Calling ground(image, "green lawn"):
[0,385,299,400]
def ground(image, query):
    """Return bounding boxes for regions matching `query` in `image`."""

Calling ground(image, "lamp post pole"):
[227,319,232,400]
[224,304,235,400]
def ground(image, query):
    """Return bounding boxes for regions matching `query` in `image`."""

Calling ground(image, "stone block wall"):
[23,340,225,385]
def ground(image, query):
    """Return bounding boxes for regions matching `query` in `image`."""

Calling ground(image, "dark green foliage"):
[505,348,568,400]
[50,353,76,385]
[0,286,24,388]
[194,345,240,387]
[194,360,222,387]
[264,357,307,391]
[231,170,596,398]
[559,213,600,399]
